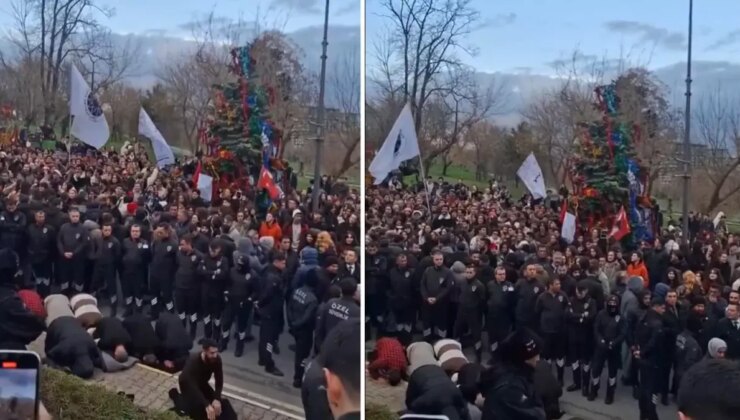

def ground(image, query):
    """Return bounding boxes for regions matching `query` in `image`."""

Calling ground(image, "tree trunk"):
[441,155,452,176]
[331,137,360,177]
[705,160,740,213]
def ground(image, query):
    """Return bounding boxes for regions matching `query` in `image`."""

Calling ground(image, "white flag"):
[69,64,109,149]
[369,104,420,184]
[517,153,546,199]
[197,174,213,202]
[138,108,175,168]
[561,212,576,243]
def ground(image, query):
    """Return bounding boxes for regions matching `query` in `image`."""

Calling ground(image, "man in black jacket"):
[715,302,740,360]
[257,251,286,376]
[57,208,88,296]
[27,209,55,297]
[535,277,569,384]
[94,316,132,362]
[634,296,666,420]
[155,311,192,373]
[174,235,204,339]
[387,253,415,345]
[149,223,178,319]
[0,197,27,263]
[288,267,319,387]
[566,281,597,396]
[659,289,682,404]
[454,264,486,362]
[93,224,121,314]
[45,316,102,379]
[486,267,515,362]
[365,242,388,340]
[315,278,360,349]
[120,224,151,315]
[122,313,161,364]
[480,328,546,420]
[220,248,255,356]
[590,294,626,404]
[198,240,229,342]
[420,251,453,342]
[515,264,545,331]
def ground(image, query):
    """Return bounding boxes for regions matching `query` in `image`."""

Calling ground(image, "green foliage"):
[41,368,184,420]
[366,403,398,420]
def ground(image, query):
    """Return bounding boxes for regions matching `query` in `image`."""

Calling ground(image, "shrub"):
[366,403,398,420]
[41,368,183,420]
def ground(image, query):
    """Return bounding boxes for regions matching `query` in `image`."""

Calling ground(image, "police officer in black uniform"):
[565,281,597,396]
[93,224,121,314]
[120,224,151,315]
[420,250,453,341]
[315,277,360,349]
[257,251,286,376]
[150,223,178,318]
[288,267,319,388]
[454,264,486,361]
[486,266,515,362]
[387,253,415,345]
[535,276,569,384]
[365,242,388,340]
[515,263,545,331]
[198,240,229,341]
[220,246,256,357]
[57,208,88,296]
[0,197,27,263]
[590,294,626,404]
[27,209,55,297]
[634,296,665,420]
[174,234,203,339]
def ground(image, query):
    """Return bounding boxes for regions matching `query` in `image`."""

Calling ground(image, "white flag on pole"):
[517,152,547,199]
[197,174,214,202]
[69,64,109,149]
[138,108,175,168]
[561,212,576,243]
[369,104,420,184]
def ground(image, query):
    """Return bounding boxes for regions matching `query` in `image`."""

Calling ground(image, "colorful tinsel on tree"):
[199,43,291,209]
[567,83,656,244]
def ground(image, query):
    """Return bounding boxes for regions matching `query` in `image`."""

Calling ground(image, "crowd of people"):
[365,175,740,420]
[0,141,362,420]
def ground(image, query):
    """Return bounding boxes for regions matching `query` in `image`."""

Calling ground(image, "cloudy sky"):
[366,0,740,74]
[0,0,360,37]
[0,369,36,400]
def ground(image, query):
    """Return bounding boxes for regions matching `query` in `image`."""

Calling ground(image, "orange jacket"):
[627,262,650,288]
[259,221,282,243]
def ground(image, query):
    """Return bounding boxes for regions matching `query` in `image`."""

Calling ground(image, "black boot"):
[188,316,198,340]
[212,318,221,341]
[588,379,599,401]
[566,365,581,392]
[605,378,616,405]
[234,338,245,358]
[266,366,284,377]
[219,338,229,352]
[110,297,118,317]
[203,320,212,341]
[556,360,564,387]
[581,364,590,397]
[632,385,639,400]
[661,393,669,406]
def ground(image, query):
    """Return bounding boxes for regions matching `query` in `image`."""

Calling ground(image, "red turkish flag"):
[257,166,283,200]
[609,206,631,241]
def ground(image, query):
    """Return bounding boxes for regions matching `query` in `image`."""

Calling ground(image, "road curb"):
[137,364,305,419]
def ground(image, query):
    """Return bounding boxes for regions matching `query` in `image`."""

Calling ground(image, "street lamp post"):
[681,0,693,245]
[311,0,330,214]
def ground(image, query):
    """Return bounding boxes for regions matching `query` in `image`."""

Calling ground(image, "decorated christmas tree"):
[199,42,291,204]
[567,83,655,243]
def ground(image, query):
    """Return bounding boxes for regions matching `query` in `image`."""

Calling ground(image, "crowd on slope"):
[365,175,740,420]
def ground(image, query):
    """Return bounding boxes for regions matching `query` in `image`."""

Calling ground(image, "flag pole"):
[417,155,433,219]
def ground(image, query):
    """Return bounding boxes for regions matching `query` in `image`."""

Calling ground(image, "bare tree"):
[327,47,360,177]
[5,0,111,124]
[375,0,480,131]
[695,89,740,213]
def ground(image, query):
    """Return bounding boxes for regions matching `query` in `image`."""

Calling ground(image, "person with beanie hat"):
[590,294,626,404]
[480,328,546,420]
[565,280,597,397]
[0,249,46,350]
[220,245,256,356]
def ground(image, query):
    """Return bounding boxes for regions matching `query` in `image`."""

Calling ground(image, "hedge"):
[366,403,398,420]
[40,368,183,420]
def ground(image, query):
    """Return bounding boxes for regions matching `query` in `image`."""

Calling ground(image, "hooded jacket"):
[450,261,467,304]
[480,363,546,420]
[621,276,644,320]
[292,247,319,289]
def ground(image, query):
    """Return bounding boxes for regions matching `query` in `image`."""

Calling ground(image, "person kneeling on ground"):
[123,313,162,365]
[94,316,132,362]
[404,344,470,420]
[367,336,407,386]
[45,316,102,379]
[0,249,46,350]
[156,311,193,373]
[171,338,236,420]
[479,328,546,420]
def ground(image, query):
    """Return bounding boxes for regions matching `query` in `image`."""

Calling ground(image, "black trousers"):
[30,260,53,297]
[293,329,313,381]
[592,347,621,386]
[486,319,511,359]
[58,256,84,295]
[150,275,174,317]
[658,347,675,397]
[176,387,237,420]
[121,269,145,308]
[259,316,279,369]
[175,288,200,329]
[453,312,483,356]
[201,286,225,340]
[421,303,448,340]
[221,296,253,342]
[638,363,660,420]
[390,303,415,345]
